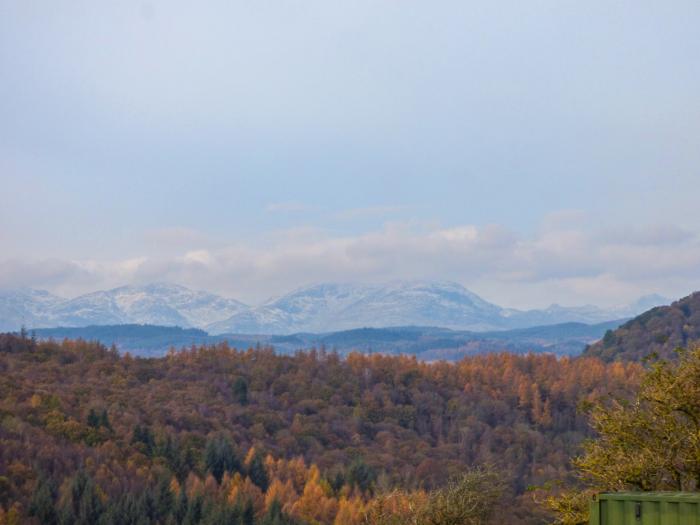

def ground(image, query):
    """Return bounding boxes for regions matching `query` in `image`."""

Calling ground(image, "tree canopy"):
[0,332,640,524]
[547,344,700,524]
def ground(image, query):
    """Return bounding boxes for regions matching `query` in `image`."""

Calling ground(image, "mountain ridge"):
[205,281,663,334]
[0,280,667,334]
[0,283,248,332]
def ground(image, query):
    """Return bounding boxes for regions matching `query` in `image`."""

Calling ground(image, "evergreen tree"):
[87,408,100,428]
[231,377,249,405]
[28,476,58,525]
[174,489,188,524]
[153,476,174,520]
[58,504,76,525]
[204,435,240,483]
[201,501,242,525]
[247,451,269,491]
[183,494,203,525]
[330,471,345,494]
[135,488,156,523]
[242,499,255,525]
[99,493,139,525]
[132,424,156,455]
[260,499,299,525]
[98,409,112,430]
[347,458,377,492]
[61,470,103,525]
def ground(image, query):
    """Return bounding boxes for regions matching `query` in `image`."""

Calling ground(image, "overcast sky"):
[1,1,700,307]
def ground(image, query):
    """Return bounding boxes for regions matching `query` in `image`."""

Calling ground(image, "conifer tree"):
[247,451,270,491]
[61,470,103,525]
[232,377,249,405]
[204,435,240,483]
[28,476,57,525]
[98,409,112,430]
[86,408,99,428]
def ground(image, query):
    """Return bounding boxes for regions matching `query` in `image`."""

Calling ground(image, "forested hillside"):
[32,320,622,358]
[584,292,700,362]
[0,333,639,524]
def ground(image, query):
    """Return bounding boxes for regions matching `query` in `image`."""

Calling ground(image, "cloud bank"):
[3,220,699,309]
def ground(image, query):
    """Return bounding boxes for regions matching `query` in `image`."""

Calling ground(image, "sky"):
[1,1,700,308]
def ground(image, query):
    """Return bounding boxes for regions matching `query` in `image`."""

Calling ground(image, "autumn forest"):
[0,332,642,524]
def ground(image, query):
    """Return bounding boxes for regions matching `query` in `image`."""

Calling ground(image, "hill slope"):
[584,291,700,361]
[0,333,641,524]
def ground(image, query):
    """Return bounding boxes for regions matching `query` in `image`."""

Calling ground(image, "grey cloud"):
[0,259,97,294]
[6,221,700,306]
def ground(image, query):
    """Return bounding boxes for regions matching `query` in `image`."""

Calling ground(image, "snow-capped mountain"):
[0,281,669,334]
[333,281,506,331]
[207,282,388,334]
[0,283,248,330]
[206,281,668,334]
[0,288,64,332]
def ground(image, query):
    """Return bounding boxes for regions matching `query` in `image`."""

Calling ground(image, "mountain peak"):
[0,281,680,337]
[211,280,505,334]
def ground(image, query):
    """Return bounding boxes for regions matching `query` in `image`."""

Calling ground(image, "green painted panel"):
[661,501,680,525]
[609,500,624,524]
[679,502,698,525]
[621,500,640,525]
[591,493,700,525]
[641,500,658,525]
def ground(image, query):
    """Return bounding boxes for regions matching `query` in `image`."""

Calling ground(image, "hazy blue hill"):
[481,319,626,339]
[33,324,217,356]
[28,318,625,359]
[309,321,626,358]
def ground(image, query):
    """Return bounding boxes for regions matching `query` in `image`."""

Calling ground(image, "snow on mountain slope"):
[0,283,248,330]
[0,288,64,331]
[207,282,382,334]
[50,290,131,327]
[110,283,248,327]
[328,281,507,331]
[0,281,668,335]
[208,281,667,335]
[207,281,509,334]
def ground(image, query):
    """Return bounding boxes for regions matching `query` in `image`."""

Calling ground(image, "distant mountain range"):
[0,283,247,333]
[31,319,625,359]
[0,281,667,334]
